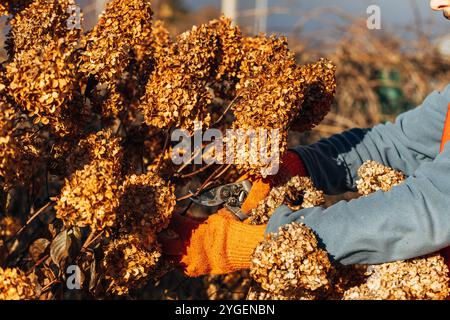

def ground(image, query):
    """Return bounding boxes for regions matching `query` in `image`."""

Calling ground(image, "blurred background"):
[1,0,449,144]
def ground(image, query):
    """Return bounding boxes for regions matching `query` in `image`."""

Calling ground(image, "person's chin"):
[444,8,450,20]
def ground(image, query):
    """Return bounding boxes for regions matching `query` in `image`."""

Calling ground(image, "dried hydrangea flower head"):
[291,59,337,132]
[0,75,42,187]
[0,0,32,15]
[343,254,449,300]
[0,267,37,300]
[80,0,154,117]
[250,222,332,298]
[117,171,176,237]
[248,176,324,225]
[5,0,81,57]
[211,17,243,83]
[232,35,336,175]
[64,130,123,174]
[7,36,83,137]
[55,158,122,233]
[103,234,161,296]
[141,19,222,131]
[356,160,406,195]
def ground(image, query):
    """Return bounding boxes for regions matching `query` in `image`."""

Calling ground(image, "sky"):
[184,0,449,36]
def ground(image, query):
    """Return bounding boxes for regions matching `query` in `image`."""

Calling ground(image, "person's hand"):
[158,151,307,277]
[159,209,266,277]
[240,151,308,214]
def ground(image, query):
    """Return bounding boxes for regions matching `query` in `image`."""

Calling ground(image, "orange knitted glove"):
[159,209,266,277]
[241,151,308,214]
[159,151,306,277]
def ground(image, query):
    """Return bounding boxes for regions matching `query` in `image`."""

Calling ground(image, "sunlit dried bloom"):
[343,255,449,300]
[117,172,176,238]
[66,130,122,174]
[103,234,161,296]
[0,81,42,187]
[6,0,81,57]
[80,0,154,117]
[55,159,121,232]
[81,0,153,83]
[141,20,220,131]
[250,222,331,298]
[7,36,83,137]
[232,35,336,175]
[356,160,406,196]
[0,267,37,300]
[211,16,243,83]
[248,176,324,225]
[291,59,337,132]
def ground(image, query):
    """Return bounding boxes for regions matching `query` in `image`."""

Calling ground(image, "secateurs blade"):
[189,180,252,221]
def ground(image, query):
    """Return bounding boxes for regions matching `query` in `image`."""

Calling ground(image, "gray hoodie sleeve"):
[266,85,450,265]
[292,85,450,195]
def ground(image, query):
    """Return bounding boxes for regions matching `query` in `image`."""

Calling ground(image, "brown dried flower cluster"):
[0,77,42,187]
[211,17,243,84]
[141,20,221,131]
[55,158,122,232]
[0,267,37,300]
[103,234,161,296]
[250,222,332,298]
[7,37,82,137]
[6,0,81,56]
[343,255,449,300]
[248,176,324,225]
[117,172,176,237]
[65,130,123,174]
[231,35,336,175]
[80,0,154,117]
[356,160,406,195]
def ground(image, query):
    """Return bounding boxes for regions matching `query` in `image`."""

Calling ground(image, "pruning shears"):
[189,180,252,221]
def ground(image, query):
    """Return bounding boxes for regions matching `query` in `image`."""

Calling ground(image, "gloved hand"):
[159,209,266,277]
[240,150,308,214]
[159,151,307,277]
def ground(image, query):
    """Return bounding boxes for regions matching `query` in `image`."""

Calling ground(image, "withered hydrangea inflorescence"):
[55,158,122,233]
[250,222,332,299]
[5,0,81,57]
[0,267,37,300]
[80,0,154,117]
[343,255,449,300]
[117,171,176,237]
[103,234,161,296]
[248,176,324,225]
[231,35,336,176]
[7,37,83,137]
[140,19,222,131]
[356,160,406,195]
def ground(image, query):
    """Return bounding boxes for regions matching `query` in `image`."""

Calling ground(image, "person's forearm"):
[267,146,450,265]
[293,84,450,195]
